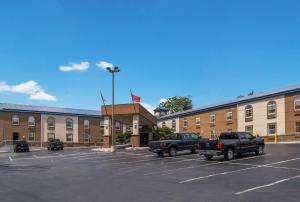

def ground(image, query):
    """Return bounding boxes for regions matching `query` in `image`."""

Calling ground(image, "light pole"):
[106,66,120,152]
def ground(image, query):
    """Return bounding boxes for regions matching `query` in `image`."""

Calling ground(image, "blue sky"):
[0,0,300,113]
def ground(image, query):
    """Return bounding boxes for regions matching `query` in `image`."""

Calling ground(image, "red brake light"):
[217,142,222,149]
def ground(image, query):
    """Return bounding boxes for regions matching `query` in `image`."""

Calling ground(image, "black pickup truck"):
[149,133,208,157]
[199,132,265,161]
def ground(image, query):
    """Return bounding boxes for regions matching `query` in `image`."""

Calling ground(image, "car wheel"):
[224,148,234,161]
[255,145,264,155]
[169,147,177,157]
[190,149,197,154]
[157,151,164,157]
[204,154,213,160]
[61,147,64,151]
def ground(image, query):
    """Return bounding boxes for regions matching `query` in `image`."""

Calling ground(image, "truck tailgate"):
[199,140,218,150]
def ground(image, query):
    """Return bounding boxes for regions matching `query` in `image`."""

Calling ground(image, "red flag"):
[131,94,141,102]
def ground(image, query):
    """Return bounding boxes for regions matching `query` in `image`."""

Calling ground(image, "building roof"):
[0,103,101,117]
[154,107,168,112]
[158,83,300,121]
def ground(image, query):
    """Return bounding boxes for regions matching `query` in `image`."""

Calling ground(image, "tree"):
[159,96,193,114]
[116,132,131,144]
[237,91,254,98]
[154,126,174,140]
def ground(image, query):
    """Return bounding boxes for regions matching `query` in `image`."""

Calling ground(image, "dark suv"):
[14,141,30,152]
[47,139,64,151]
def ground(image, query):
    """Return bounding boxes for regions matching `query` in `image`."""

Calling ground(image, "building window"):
[226,110,233,121]
[172,120,176,130]
[195,117,201,126]
[28,116,35,127]
[12,115,20,125]
[296,121,300,133]
[210,113,216,124]
[47,117,55,128]
[48,133,55,142]
[268,123,277,135]
[84,134,90,143]
[245,105,253,119]
[100,121,105,129]
[183,118,188,128]
[66,118,73,129]
[66,133,73,142]
[28,132,35,141]
[210,130,216,139]
[162,122,166,127]
[84,120,90,129]
[267,101,277,115]
[245,125,253,135]
[295,97,300,111]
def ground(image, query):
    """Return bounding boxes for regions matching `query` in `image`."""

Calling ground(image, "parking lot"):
[0,144,300,202]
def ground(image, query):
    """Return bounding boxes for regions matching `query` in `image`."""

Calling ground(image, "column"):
[102,116,111,148]
[131,115,140,147]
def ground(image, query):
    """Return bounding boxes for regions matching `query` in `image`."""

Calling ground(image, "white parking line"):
[9,156,12,161]
[179,157,300,184]
[235,174,300,195]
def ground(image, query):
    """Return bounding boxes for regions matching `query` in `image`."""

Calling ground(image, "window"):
[28,132,35,141]
[12,115,19,125]
[268,123,276,135]
[267,101,277,115]
[28,116,35,126]
[183,118,188,128]
[191,133,200,140]
[100,121,105,129]
[195,117,201,126]
[210,113,216,124]
[48,133,55,142]
[210,130,216,139]
[66,133,73,142]
[172,120,176,130]
[162,122,166,127]
[295,97,300,111]
[84,120,89,129]
[245,105,253,119]
[84,134,90,143]
[244,133,254,139]
[66,118,73,129]
[245,125,253,135]
[47,117,55,128]
[226,110,233,121]
[296,121,300,133]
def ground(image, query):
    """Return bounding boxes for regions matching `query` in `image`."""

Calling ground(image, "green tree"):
[116,132,131,144]
[159,96,193,114]
[154,126,174,140]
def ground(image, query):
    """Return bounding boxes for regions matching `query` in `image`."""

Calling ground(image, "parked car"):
[48,139,64,151]
[14,140,29,152]
[199,132,265,161]
[149,132,208,157]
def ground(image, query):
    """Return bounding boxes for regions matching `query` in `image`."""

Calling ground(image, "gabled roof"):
[0,103,101,117]
[158,83,300,121]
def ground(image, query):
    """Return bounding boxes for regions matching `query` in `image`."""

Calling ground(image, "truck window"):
[190,134,199,140]
[238,133,247,139]
[169,133,180,140]
[219,133,238,139]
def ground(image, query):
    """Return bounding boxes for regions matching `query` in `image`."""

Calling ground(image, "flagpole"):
[130,88,137,114]
[100,91,108,115]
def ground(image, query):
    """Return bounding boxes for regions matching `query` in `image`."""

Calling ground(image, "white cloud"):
[141,103,156,115]
[0,81,57,101]
[160,98,167,103]
[59,62,90,72]
[96,61,113,70]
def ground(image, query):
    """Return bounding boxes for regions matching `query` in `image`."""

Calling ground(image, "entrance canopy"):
[101,104,157,147]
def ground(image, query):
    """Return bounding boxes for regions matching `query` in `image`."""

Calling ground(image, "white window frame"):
[195,117,201,126]
[210,113,216,124]
[162,122,166,127]
[296,121,300,133]
[295,97,300,111]
[84,120,90,129]
[210,130,216,139]
[28,116,35,127]
[245,125,253,135]
[66,133,73,142]
[171,120,176,130]
[84,134,90,143]
[245,106,253,119]
[268,123,276,135]
[28,132,35,142]
[226,110,233,121]
[47,117,55,128]
[183,119,188,128]
[267,101,276,115]
[48,133,55,142]
[66,118,73,129]
[12,115,20,125]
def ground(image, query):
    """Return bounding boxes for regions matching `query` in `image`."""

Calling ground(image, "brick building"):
[157,84,300,142]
